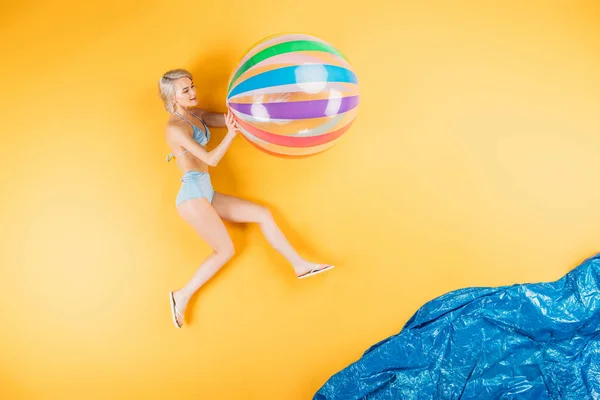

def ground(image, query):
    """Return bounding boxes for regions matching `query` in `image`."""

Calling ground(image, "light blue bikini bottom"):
[176,171,215,207]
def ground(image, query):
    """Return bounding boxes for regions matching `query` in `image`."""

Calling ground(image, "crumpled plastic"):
[315,254,600,399]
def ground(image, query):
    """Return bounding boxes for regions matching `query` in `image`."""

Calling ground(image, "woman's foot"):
[170,290,190,328]
[295,262,334,279]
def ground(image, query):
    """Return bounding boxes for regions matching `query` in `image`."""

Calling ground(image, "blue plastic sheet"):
[315,254,600,399]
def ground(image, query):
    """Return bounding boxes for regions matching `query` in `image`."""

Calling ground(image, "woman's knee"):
[216,240,235,261]
[257,205,273,225]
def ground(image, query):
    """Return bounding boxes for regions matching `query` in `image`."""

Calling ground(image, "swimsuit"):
[166,111,215,206]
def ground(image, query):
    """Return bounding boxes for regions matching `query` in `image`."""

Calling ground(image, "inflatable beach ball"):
[226,33,359,157]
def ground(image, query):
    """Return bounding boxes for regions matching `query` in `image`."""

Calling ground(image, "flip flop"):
[297,264,334,279]
[169,291,183,328]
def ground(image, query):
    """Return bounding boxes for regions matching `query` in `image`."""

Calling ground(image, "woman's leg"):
[171,197,234,327]
[211,192,332,277]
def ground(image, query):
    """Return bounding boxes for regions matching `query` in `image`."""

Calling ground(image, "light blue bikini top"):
[165,110,211,162]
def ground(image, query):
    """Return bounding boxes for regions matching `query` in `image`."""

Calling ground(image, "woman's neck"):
[174,105,191,116]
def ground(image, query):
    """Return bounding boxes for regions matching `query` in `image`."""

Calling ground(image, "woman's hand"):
[256,92,292,104]
[271,92,291,103]
[224,111,240,135]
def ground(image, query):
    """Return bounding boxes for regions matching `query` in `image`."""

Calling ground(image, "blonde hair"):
[158,69,193,113]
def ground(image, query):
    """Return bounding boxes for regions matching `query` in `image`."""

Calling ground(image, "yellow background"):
[2,0,600,398]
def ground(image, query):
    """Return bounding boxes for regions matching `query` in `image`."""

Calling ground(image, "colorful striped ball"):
[226,33,359,157]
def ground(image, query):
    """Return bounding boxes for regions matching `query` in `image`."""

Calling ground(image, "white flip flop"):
[169,291,183,328]
[298,264,334,279]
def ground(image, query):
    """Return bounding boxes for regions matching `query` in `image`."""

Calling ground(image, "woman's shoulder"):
[165,116,189,138]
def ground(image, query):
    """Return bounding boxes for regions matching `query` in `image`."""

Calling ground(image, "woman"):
[159,69,334,328]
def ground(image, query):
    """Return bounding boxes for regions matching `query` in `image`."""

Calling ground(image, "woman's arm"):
[196,109,227,128]
[168,113,238,167]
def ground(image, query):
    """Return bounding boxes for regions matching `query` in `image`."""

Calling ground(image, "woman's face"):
[173,77,198,110]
